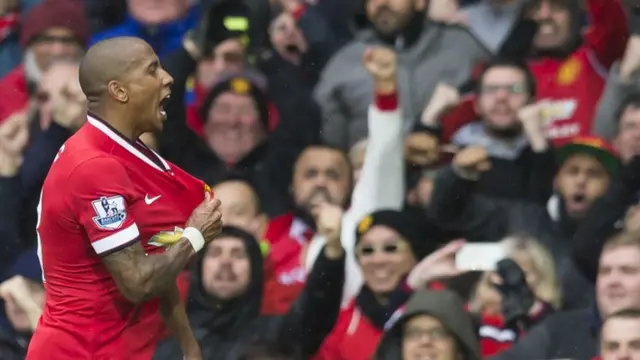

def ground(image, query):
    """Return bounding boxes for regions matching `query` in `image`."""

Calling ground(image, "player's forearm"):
[134,239,195,301]
[159,284,200,357]
[104,239,195,303]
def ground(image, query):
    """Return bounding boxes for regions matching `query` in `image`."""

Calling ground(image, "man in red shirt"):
[26,37,223,360]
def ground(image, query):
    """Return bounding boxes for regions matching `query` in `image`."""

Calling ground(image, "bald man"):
[27,37,223,360]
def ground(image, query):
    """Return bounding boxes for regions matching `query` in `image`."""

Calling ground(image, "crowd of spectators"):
[2,0,640,359]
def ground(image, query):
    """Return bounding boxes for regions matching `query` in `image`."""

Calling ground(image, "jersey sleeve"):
[65,157,139,256]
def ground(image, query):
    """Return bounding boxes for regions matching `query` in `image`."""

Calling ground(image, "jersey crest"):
[91,195,127,230]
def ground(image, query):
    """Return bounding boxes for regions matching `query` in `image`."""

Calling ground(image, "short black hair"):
[476,57,537,99]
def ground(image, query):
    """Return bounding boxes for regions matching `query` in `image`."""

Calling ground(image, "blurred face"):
[204,92,266,164]
[357,226,416,294]
[402,315,458,360]
[528,0,572,51]
[366,0,425,36]
[555,154,610,218]
[196,39,245,89]
[614,106,640,164]
[29,27,84,72]
[292,147,351,213]
[214,181,265,238]
[601,317,640,360]
[597,246,640,317]
[36,62,85,129]
[201,236,252,300]
[269,13,307,64]
[120,44,174,133]
[127,0,190,25]
[476,66,530,132]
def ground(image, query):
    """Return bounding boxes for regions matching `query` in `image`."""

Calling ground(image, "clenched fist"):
[518,102,549,151]
[404,132,440,166]
[363,47,397,93]
[312,202,344,259]
[452,145,491,180]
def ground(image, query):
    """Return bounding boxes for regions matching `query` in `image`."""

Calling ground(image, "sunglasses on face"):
[356,241,408,257]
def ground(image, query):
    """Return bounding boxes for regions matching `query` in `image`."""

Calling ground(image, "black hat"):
[355,209,428,258]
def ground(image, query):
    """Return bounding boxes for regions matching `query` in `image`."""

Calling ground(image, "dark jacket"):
[153,228,345,360]
[375,290,481,360]
[490,308,598,360]
[427,167,594,310]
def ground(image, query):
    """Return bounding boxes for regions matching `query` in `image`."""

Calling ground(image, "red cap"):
[20,0,89,48]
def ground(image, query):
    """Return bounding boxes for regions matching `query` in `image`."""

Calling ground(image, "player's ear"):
[107,80,129,103]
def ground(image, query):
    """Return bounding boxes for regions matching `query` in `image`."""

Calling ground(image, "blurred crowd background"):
[2,0,640,359]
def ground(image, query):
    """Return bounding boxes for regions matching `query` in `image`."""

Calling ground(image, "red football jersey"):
[26,116,208,360]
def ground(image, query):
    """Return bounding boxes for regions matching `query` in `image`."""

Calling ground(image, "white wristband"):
[182,227,205,252]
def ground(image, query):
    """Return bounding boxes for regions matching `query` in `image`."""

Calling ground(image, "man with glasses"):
[375,290,482,360]
[443,57,557,201]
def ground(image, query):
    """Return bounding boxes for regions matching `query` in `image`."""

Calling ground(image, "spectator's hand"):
[0,275,44,332]
[404,132,440,166]
[51,77,87,131]
[620,36,640,81]
[452,145,491,180]
[518,102,548,151]
[421,83,460,126]
[0,0,17,15]
[0,111,29,176]
[407,239,466,289]
[428,0,461,24]
[312,202,344,259]
[493,259,536,327]
[363,47,397,93]
[625,205,640,233]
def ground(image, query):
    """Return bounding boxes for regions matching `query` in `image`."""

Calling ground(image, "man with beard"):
[263,145,352,313]
[315,0,489,149]
[449,58,556,201]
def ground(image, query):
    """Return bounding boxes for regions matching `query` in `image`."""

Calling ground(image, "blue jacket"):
[90,6,199,57]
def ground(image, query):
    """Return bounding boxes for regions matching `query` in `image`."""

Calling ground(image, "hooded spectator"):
[153,226,345,360]
[375,290,482,360]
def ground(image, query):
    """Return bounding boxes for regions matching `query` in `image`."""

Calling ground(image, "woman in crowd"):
[469,235,562,356]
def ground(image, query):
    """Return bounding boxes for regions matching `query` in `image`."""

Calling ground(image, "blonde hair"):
[603,231,640,253]
[469,235,563,312]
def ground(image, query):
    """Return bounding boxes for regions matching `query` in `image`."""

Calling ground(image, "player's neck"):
[89,109,142,141]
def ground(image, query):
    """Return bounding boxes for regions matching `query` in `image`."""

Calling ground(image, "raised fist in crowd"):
[0,111,29,177]
[452,145,492,180]
[363,46,397,93]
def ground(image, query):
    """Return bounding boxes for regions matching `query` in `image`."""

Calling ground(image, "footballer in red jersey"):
[26,37,223,360]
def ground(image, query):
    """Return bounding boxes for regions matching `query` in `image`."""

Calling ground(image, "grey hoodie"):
[374,290,481,360]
